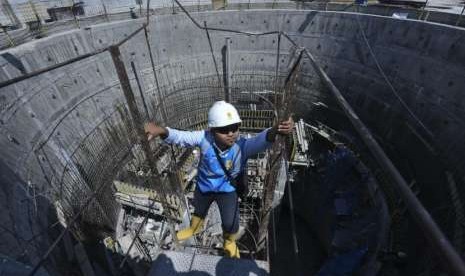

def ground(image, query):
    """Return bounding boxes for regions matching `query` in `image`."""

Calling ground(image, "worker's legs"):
[216,191,240,258]
[177,187,214,241]
[216,191,240,234]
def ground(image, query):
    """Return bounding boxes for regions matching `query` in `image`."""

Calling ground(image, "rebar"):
[28,173,113,276]
[130,61,150,120]
[204,21,222,86]
[273,32,281,107]
[118,198,157,268]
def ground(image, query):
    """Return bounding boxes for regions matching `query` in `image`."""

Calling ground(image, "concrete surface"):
[149,250,269,275]
[0,7,464,275]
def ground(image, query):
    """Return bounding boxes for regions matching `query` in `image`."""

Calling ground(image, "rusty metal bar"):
[273,32,281,107]
[0,22,147,89]
[109,45,157,171]
[257,48,304,253]
[110,45,178,260]
[130,61,150,119]
[0,48,107,89]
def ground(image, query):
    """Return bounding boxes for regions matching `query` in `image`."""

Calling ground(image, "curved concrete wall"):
[0,9,464,272]
[2,2,465,50]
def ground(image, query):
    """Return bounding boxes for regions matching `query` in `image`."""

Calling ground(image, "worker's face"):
[212,123,240,149]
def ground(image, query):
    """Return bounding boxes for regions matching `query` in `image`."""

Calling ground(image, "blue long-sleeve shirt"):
[164,128,271,193]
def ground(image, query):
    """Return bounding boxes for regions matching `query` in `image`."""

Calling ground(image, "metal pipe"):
[109,46,157,171]
[271,209,277,255]
[273,32,281,108]
[0,22,146,89]
[0,48,107,89]
[225,37,231,102]
[280,33,465,275]
[115,23,147,47]
[287,176,301,273]
[130,61,150,119]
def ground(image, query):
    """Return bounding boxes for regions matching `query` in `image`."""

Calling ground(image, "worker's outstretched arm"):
[243,117,294,158]
[144,122,204,147]
[266,117,294,142]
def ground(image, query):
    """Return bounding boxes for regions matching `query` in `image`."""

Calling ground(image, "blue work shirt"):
[164,128,271,193]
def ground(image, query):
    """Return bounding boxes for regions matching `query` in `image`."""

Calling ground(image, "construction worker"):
[144,101,294,258]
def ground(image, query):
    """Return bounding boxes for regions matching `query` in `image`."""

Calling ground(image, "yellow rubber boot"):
[176,215,204,241]
[223,232,240,258]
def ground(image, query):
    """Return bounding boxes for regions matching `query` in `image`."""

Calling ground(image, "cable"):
[355,14,434,139]
[172,0,279,36]
[244,227,259,255]
[204,21,222,85]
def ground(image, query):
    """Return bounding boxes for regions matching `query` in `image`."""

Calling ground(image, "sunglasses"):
[214,124,240,134]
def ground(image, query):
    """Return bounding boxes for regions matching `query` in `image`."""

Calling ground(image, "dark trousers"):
[193,187,240,234]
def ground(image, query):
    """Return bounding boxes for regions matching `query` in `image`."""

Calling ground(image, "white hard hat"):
[208,101,242,128]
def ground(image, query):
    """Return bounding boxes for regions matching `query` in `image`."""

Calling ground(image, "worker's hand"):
[144,122,168,141]
[266,116,294,142]
[276,117,294,135]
